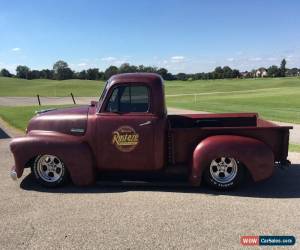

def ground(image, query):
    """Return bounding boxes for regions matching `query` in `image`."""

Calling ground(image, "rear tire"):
[204,157,244,190]
[32,154,69,187]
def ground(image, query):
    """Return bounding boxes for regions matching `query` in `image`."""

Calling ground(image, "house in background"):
[255,68,268,77]
[286,68,300,77]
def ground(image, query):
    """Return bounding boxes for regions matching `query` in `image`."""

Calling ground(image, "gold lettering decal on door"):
[112,126,139,152]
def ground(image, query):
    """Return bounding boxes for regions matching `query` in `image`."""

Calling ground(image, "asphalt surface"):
[1,132,300,249]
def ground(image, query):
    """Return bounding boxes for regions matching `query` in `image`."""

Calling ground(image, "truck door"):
[96,84,158,171]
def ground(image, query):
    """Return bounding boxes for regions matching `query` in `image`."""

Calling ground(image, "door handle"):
[139,121,152,126]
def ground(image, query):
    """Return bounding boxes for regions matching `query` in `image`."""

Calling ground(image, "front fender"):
[10,131,95,186]
[190,135,274,186]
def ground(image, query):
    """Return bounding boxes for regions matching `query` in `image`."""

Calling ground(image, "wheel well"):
[238,161,252,180]
[25,156,39,168]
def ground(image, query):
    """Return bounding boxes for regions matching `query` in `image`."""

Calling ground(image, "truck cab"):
[10,73,292,190]
[94,73,167,172]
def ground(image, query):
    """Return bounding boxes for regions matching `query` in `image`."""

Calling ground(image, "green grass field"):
[1,76,300,97]
[166,85,300,123]
[0,105,73,131]
[289,144,300,152]
[164,77,300,124]
[0,77,103,97]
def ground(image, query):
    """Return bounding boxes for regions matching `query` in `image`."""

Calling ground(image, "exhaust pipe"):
[10,170,17,181]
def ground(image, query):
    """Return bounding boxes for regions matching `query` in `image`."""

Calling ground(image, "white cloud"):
[114,60,128,65]
[286,54,296,61]
[170,56,185,63]
[101,56,116,62]
[70,61,96,71]
[11,47,21,52]
[267,57,277,61]
[77,63,87,67]
[100,56,131,67]
[171,56,185,60]
[0,62,18,73]
[227,57,234,62]
[155,56,188,73]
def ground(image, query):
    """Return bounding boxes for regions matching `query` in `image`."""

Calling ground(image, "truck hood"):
[27,106,89,136]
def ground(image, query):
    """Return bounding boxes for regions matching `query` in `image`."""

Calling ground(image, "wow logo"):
[112,126,139,152]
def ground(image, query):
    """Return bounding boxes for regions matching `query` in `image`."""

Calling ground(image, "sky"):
[0,0,300,74]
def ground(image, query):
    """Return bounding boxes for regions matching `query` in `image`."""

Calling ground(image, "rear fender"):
[190,135,274,186]
[10,132,95,186]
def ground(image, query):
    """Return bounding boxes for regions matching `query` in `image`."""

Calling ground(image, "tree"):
[157,68,170,80]
[16,65,30,79]
[267,65,280,77]
[193,73,204,80]
[157,68,174,80]
[145,66,157,73]
[280,58,286,77]
[77,70,87,80]
[223,66,233,78]
[138,65,146,72]
[29,70,41,79]
[40,69,54,79]
[207,72,214,79]
[98,71,105,80]
[53,60,68,73]
[213,67,224,79]
[53,60,73,80]
[176,73,188,81]
[0,68,12,77]
[232,69,241,78]
[119,63,138,73]
[104,66,118,80]
[86,68,100,80]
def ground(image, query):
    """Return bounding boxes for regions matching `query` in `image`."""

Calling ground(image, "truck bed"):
[168,113,292,164]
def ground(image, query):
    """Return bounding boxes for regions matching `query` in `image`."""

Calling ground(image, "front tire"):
[204,157,244,190]
[32,154,69,187]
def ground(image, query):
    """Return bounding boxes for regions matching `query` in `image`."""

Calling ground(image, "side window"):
[119,87,131,112]
[105,85,150,113]
[106,88,119,112]
[130,86,149,112]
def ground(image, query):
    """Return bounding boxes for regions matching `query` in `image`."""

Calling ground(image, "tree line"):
[0,59,299,81]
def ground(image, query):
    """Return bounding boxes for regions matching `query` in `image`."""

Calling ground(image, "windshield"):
[97,81,109,111]
[99,81,109,102]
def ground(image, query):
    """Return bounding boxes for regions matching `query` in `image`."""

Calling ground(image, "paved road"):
[1,133,300,249]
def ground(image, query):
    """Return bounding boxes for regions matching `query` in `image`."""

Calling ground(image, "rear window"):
[106,85,150,113]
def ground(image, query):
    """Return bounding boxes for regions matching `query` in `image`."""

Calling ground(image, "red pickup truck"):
[10,73,292,190]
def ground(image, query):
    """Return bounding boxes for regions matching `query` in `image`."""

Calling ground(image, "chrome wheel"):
[36,155,64,183]
[209,157,238,184]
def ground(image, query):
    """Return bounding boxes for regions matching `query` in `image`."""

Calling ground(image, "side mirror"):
[90,100,98,107]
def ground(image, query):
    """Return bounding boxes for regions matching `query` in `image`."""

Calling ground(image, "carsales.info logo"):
[241,236,296,246]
